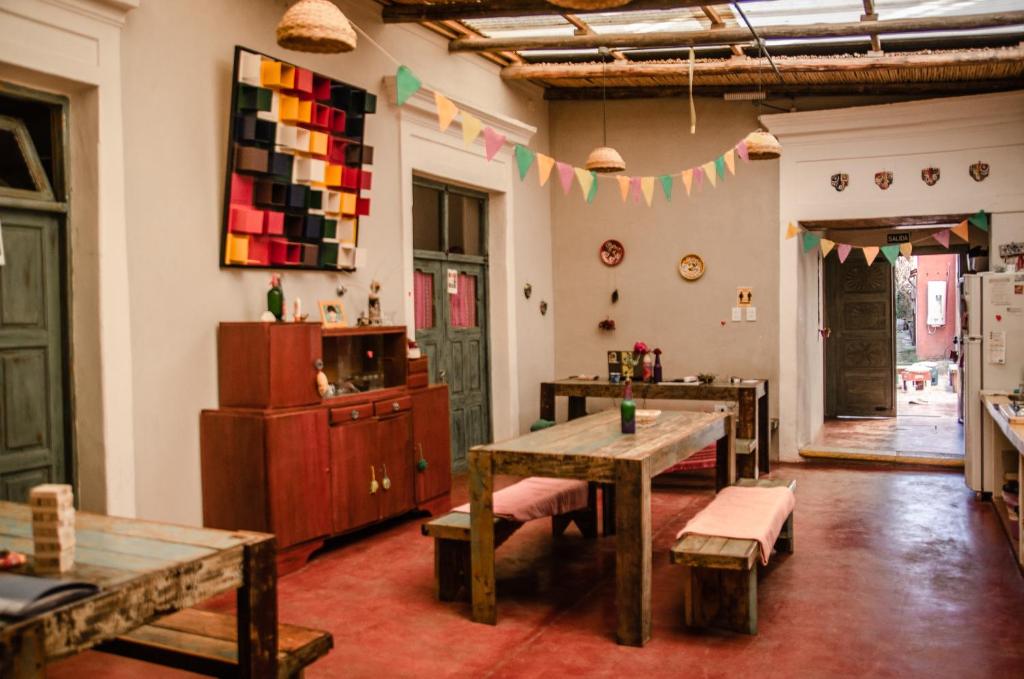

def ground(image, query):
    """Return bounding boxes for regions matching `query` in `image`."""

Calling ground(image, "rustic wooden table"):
[0,502,277,677]
[540,378,769,476]
[468,408,734,646]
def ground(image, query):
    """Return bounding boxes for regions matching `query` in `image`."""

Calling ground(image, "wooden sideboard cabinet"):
[200,323,451,573]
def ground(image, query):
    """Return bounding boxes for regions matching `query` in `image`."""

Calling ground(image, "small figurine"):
[368,280,382,326]
[315,359,331,398]
[293,298,309,323]
[408,340,422,359]
[267,274,284,321]
[357,311,370,327]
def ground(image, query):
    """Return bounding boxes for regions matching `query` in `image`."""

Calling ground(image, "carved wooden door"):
[825,255,896,417]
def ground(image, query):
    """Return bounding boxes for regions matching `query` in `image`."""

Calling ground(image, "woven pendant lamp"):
[743,129,782,160]
[585,49,626,174]
[277,0,357,54]
[547,0,632,9]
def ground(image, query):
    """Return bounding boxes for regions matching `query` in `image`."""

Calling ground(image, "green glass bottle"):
[267,274,284,321]
[621,379,636,434]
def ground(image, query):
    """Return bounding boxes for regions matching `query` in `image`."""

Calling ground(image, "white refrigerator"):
[962,272,1024,493]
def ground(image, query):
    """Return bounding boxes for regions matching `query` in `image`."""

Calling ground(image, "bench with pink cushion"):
[670,477,796,634]
[421,477,598,601]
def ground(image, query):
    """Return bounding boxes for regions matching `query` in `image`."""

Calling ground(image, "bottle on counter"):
[621,379,636,434]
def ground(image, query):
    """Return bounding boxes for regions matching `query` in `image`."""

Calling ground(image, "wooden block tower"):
[29,483,75,573]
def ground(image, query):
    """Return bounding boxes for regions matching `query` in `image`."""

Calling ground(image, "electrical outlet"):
[731,307,742,322]
[746,307,757,321]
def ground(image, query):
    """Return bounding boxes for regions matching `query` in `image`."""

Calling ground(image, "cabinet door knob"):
[351,409,360,420]
[392,402,400,412]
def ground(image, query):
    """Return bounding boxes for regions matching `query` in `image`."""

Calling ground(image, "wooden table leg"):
[540,383,555,422]
[758,385,770,475]
[614,458,651,646]
[236,536,277,679]
[0,620,45,678]
[715,413,737,491]
[568,396,587,421]
[469,449,497,625]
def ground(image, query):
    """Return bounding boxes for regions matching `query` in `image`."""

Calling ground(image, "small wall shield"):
[874,171,893,190]
[921,167,940,186]
[969,161,989,182]
[830,173,848,192]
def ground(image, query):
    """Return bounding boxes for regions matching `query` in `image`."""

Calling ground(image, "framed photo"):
[318,299,347,328]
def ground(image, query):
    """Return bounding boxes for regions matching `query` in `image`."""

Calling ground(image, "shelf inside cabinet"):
[321,326,407,398]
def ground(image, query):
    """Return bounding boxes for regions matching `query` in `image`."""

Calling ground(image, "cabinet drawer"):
[407,372,428,390]
[374,395,411,417]
[330,402,373,425]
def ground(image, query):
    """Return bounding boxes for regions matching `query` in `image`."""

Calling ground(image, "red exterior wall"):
[915,254,958,360]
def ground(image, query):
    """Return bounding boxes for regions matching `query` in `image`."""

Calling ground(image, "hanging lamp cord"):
[601,48,609,146]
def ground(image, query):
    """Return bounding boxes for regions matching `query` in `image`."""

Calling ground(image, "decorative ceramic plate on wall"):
[678,253,705,281]
[600,239,625,267]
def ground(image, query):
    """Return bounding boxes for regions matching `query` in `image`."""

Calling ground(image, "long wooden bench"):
[96,608,332,678]
[422,480,598,601]
[670,478,796,635]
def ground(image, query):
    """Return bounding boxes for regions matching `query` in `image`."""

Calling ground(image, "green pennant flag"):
[968,210,989,231]
[514,144,535,180]
[802,232,821,252]
[586,171,598,204]
[658,174,673,201]
[395,65,421,106]
[881,244,900,263]
[714,155,726,179]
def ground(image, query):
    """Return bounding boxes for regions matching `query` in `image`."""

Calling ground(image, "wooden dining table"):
[467,408,735,646]
[0,502,277,677]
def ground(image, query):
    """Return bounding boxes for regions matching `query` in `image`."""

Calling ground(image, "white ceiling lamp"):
[547,0,632,10]
[277,0,357,54]
[734,2,782,160]
[585,48,626,174]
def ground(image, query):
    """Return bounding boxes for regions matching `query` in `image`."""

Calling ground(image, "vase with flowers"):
[633,341,653,383]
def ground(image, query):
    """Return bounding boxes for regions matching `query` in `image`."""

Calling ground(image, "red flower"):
[633,341,649,355]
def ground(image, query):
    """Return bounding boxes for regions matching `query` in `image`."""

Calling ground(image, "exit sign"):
[887,233,911,243]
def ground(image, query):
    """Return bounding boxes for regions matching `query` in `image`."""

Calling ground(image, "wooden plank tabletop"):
[545,378,766,399]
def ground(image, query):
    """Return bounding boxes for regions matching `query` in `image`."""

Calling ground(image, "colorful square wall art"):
[222,46,376,271]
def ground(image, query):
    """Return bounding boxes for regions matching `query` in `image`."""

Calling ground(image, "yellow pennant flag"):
[435,92,458,132]
[536,153,555,187]
[785,222,801,239]
[681,169,693,196]
[951,219,970,241]
[617,176,631,202]
[900,242,913,257]
[820,238,835,257]
[724,149,736,175]
[461,111,482,146]
[640,177,655,206]
[574,167,594,199]
[863,246,880,266]
[702,161,717,188]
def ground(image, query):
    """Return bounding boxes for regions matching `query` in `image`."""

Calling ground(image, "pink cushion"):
[661,442,717,474]
[454,477,588,522]
[677,485,795,566]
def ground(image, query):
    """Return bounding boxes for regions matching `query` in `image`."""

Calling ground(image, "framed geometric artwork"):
[221,46,376,271]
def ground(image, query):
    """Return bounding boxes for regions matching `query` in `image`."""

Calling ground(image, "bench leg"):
[775,513,794,554]
[683,566,758,635]
[435,538,470,602]
[552,514,572,537]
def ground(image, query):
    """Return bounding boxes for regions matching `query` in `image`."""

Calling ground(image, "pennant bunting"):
[556,161,574,195]
[395,66,422,106]
[681,169,694,196]
[785,222,801,240]
[482,127,506,161]
[899,242,913,258]
[435,92,458,132]
[714,156,726,180]
[881,245,900,264]
[514,144,535,180]
[536,154,555,187]
[802,232,821,253]
[461,112,482,147]
[617,176,631,202]
[574,167,594,200]
[837,243,853,263]
[968,210,989,231]
[703,161,718,188]
[933,229,951,248]
[820,239,835,257]
[724,150,736,175]
[863,246,880,266]
[951,220,970,241]
[694,166,705,191]
[640,177,655,207]
[629,176,643,204]
[736,141,749,162]
[659,174,673,201]
[586,171,598,204]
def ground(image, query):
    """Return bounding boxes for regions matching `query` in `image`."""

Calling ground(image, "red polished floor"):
[50,463,1024,678]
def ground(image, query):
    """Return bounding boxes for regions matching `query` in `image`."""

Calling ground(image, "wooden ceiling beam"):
[382,0,777,24]
[562,13,626,60]
[449,10,1024,52]
[861,0,882,54]
[701,5,745,57]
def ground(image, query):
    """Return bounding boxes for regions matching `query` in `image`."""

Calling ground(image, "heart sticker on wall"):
[996,314,1002,321]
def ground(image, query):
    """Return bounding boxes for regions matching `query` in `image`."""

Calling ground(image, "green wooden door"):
[412,178,491,473]
[0,209,67,499]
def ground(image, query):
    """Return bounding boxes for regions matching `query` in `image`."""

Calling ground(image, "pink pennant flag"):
[694,166,705,191]
[736,141,749,162]
[933,229,951,248]
[629,176,642,204]
[482,127,506,161]
[837,243,853,263]
[555,161,574,194]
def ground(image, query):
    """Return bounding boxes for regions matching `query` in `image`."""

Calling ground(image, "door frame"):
[0,82,75,494]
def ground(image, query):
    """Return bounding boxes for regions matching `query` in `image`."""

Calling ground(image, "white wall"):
[764,90,1024,460]
[118,0,552,524]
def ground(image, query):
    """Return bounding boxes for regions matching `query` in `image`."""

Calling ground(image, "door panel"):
[412,385,451,504]
[265,409,331,547]
[378,413,414,517]
[825,256,896,417]
[0,210,65,500]
[329,419,380,532]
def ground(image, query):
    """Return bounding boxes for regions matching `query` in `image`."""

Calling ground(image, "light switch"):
[731,307,742,322]
[746,307,757,321]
